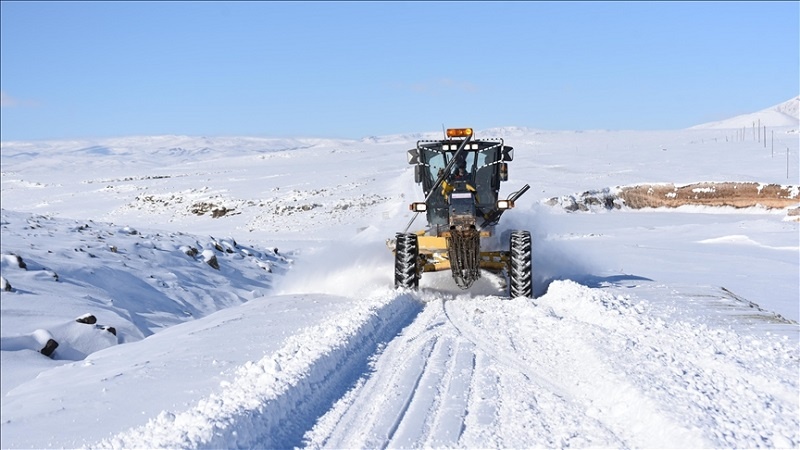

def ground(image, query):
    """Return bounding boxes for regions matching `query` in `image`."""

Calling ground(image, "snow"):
[1,102,799,449]
[691,96,800,130]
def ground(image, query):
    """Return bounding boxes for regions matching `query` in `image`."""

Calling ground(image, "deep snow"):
[1,97,799,449]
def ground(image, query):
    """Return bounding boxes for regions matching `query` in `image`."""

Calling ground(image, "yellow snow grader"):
[389,127,532,297]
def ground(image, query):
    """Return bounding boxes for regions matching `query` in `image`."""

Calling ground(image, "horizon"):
[1,1,798,141]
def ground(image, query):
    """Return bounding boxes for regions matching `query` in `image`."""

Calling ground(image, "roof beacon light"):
[446,128,473,138]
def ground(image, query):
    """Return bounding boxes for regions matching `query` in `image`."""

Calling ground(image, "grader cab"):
[390,128,533,297]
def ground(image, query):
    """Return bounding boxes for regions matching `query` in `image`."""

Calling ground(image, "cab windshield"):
[419,144,502,225]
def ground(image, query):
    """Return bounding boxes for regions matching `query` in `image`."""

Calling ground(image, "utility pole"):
[758,119,761,142]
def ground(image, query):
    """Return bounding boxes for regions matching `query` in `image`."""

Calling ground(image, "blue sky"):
[1,1,798,141]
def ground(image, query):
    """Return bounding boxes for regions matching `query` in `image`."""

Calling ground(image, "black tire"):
[394,232,419,289]
[509,230,532,298]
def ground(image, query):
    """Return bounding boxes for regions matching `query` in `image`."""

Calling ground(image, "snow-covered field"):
[1,98,799,449]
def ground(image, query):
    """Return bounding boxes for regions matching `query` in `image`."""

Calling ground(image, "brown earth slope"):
[619,182,798,209]
[546,182,799,219]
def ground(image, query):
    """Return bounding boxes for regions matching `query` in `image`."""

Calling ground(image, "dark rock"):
[12,254,27,270]
[40,339,58,357]
[211,207,231,218]
[1,276,11,292]
[76,314,97,325]
[564,200,579,212]
[103,326,117,336]
[205,254,220,270]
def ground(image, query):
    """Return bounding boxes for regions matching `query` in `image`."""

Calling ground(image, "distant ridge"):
[690,96,800,129]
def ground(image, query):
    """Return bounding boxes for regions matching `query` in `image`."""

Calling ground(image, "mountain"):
[690,96,800,129]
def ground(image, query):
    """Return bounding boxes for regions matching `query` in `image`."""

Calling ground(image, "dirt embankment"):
[547,182,800,218]
[619,182,799,209]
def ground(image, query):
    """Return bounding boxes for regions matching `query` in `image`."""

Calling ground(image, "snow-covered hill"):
[1,118,798,448]
[690,96,800,129]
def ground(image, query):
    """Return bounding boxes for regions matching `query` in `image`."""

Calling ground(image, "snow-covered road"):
[88,282,798,449]
[307,283,798,449]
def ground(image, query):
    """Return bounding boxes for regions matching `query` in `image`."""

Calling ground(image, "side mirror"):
[502,146,514,161]
[414,165,422,184]
[407,149,419,165]
[500,163,508,181]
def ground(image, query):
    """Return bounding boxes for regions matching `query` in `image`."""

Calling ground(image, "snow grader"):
[389,127,533,297]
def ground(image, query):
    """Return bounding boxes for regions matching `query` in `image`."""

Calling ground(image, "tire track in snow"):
[382,335,439,448]
[93,289,423,450]
[304,298,447,449]
[305,296,487,449]
[442,297,573,400]
[421,337,475,448]
[442,296,628,448]
[391,301,477,449]
[460,352,502,447]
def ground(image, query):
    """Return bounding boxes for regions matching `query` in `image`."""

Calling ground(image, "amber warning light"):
[446,128,473,138]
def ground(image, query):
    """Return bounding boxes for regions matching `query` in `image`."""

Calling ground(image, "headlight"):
[497,200,515,210]
[409,202,427,212]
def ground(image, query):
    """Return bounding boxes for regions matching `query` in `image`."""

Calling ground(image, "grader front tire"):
[509,230,532,298]
[394,233,420,290]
